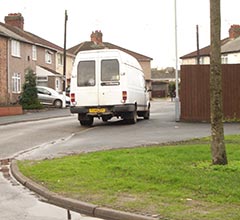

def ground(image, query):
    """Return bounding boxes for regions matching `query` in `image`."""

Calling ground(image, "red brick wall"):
[0,106,23,116]
[0,36,8,104]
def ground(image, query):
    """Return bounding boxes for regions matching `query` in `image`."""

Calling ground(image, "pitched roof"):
[38,65,63,76]
[0,22,63,52]
[0,22,32,43]
[151,67,176,79]
[67,41,153,61]
[221,36,240,53]
[180,37,230,59]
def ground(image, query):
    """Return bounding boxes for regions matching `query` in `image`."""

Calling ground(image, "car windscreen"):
[77,60,95,87]
[101,59,120,83]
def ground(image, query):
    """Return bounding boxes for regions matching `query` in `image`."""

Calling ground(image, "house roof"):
[67,41,153,62]
[221,36,240,54]
[151,67,176,80]
[180,37,230,59]
[0,22,63,52]
[38,65,63,76]
[0,22,32,43]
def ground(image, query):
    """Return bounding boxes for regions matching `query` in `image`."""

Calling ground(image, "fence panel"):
[180,64,240,122]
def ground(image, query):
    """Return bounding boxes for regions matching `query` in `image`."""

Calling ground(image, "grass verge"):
[18,135,240,220]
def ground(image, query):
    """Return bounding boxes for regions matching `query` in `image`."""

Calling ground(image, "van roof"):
[76,49,143,71]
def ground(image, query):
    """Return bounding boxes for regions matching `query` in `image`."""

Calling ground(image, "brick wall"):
[0,36,8,104]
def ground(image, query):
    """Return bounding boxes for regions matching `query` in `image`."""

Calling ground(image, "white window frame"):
[45,50,53,64]
[221,54,228,64]
[32,45,37,60]
[11,40,21,57]
[12,73,21,93]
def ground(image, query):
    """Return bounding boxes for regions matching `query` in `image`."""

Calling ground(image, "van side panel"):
[125,64,147,111]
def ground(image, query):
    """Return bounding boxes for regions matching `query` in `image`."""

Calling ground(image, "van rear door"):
[98,59,122,106]
[76,60,99,106]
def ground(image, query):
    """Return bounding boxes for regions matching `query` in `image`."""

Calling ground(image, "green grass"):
[18,135,240,220]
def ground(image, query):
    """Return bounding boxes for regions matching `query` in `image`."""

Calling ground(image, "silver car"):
[36,86,70,108]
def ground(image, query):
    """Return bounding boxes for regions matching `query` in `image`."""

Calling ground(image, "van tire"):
[80,118,93,126]
[143,105,150,120]
[127,109,137,124]
[78,114,93,126]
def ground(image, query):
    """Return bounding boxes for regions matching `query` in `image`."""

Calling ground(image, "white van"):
[70,49,150,126]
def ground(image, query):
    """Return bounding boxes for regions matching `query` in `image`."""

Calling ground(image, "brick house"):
[0,13,70,105]
[67,30,153,90]
[0,34,8,104]
[180,24,240,65]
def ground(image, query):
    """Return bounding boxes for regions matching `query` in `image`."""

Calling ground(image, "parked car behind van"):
[70,49,150,126]
[36,86,70,108]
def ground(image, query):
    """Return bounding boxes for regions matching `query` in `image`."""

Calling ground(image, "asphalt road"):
[16,99,240,161]
[0,99,240,220]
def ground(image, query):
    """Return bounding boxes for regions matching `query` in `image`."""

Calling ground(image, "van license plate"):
[89,108,106,113]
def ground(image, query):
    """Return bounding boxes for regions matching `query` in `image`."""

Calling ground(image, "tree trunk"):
[210,0,228,165]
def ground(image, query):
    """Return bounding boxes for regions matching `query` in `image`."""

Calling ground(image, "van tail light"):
[122,91,127,103]
[70,93,75,103]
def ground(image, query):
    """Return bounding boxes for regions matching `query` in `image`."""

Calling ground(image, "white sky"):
[1,0,240,68]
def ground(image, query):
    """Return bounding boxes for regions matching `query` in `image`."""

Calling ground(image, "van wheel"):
[143,105,150,120]
[127,109,137,124]
[79,115,93,126]
[80,118,93,126]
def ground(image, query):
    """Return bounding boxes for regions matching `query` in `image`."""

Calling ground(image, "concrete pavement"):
[0,107,72,126]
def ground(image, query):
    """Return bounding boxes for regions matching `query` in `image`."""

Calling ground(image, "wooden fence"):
[180,64,240,122]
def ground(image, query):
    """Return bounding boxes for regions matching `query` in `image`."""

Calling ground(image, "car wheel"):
[54,99,62,108]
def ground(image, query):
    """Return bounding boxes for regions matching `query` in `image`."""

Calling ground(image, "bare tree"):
[210,0,228,165]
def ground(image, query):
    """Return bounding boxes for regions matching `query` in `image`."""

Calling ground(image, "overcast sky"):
[1,0,240,68]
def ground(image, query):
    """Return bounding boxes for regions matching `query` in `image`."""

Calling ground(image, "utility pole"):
[196,25,200,64]
[174,0,180,121]
[62,10,68,108]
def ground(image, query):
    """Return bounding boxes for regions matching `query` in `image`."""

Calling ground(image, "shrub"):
[20,68,43,109]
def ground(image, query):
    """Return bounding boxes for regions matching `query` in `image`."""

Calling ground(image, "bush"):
[168,82,176,98]
[20,68,43,109]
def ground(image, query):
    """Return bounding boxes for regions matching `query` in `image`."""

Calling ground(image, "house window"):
[36,76,48,82]
[36,76,48,87]
[11,40,21,57]
[45,50,52,64]
[32,45,37,60]
[57,53,63,66]
[12,73,21,93]
[221,55,228,64]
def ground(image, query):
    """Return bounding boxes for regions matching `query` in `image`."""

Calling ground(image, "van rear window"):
[101,59,119,82]
[77,61,95,87]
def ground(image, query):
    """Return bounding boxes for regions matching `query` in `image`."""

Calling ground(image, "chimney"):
[4,13,24,29]
[90,30,103,44]
[229,24,240,39]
